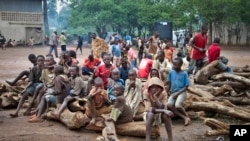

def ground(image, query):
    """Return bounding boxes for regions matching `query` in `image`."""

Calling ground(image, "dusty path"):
[0,45,250,141]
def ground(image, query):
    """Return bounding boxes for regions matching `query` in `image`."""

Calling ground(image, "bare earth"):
[0,45,250,141]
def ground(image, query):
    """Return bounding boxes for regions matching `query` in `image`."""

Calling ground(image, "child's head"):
[111,68,120,81]
[94,77,104,89]
[103,53,111,66]
[63,51,71,63]
[121,57,128,68]
[173,57,183,71]
[88,54,94,61]
[69,64,80,78]
[157,50,165,62]
[45,55,55,66]
[148,77,164,96]
[213,37,220,44]
[46,54,56,64]
[128,69,137,81]
[113,83,125,97]
[36,55,45,67]
[69,50,77,59]
[28,54,36,65]
[150,68,159,78]
[54,65,64,76]
[101,52,108,60]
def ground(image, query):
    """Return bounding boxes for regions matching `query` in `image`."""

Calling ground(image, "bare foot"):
[184,117,191,126]
[29,114,37,119]
[9,113,18,118]
[28,117,44,123]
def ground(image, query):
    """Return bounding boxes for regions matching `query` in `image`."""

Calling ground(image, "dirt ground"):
[0,45,250,141]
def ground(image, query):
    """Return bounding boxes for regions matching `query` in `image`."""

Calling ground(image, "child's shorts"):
[45,94,57,105]
[167,92,187,108]
[26,82,43,96]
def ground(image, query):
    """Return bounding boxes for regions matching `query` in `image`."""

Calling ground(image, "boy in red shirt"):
[138,54,153,78]
[82,54,101,75]
[208,38,232,73]
[187,25,208,75]
[208,38,220,64]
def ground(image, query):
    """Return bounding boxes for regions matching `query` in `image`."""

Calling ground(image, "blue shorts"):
[45,94,57,104]
[26,82,43,96]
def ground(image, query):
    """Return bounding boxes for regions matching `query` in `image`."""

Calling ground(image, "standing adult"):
[187,25,208,75]
[148,32,160,57]
[91,33,109,58]
[59,32,67,52]
[48,31,59,58]
[76,35,83,54]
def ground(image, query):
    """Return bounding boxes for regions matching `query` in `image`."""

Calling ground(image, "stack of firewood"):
[185,60,250,136]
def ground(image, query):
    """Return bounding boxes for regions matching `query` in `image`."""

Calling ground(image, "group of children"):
[5,31,193,141]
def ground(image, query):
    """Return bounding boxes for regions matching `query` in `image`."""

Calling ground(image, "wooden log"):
[187,111,205,120]
[186,101,250,121]
[211,73,250,86]
[212,97,250,105]
[194,60,220,84]
[195,84,237,96]
[46,108,90,129]
[205,129,229,136]
[0,92,20,108]
[187,87,214,98]
[68,98,88,112]
[231,65,250,73]
[85,120,160,138]
[207,81,247,89]
[0,83,7,93]
[204,118,229,136]
[234,72,250,78]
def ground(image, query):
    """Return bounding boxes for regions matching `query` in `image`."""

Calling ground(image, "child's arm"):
[171,86,188,99]
[152,108,174,117]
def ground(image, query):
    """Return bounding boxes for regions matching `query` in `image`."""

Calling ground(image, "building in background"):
[0,0,43,45]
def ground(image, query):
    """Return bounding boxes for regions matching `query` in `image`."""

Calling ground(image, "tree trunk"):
[204,118,229,136]
[208,22,213,44]
[212,97,250,105]
[231,65,250,72]
[211,73,250,86]
[85,120,160,138]
[43,0,49,36]
[46,108,90,129]
[186,101,250,121]
[194,60,220,84]
[195,84,237,96]
[234,72,250,78]
[187,87,214,98]
[207,81,247,89]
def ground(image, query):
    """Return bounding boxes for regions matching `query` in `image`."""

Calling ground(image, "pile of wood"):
[0,82,26,108]
[185,64,250,136]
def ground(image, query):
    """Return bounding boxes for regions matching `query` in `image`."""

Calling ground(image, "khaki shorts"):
[167,92,187,108]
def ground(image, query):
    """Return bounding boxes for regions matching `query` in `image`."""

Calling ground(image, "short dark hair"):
[28,54,36,61]
[173,57,183,65]
[37,55,45,60]
[213,37,220,44]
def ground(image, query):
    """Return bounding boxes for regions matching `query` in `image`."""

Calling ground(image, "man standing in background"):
[59,32,67,52]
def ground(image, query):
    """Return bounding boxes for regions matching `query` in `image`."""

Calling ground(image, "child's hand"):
[153,89,162,100]
[129,81,135,88]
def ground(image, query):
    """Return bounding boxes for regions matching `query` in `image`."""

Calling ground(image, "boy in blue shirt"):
[166,57,191,126]
[111,38,121,67]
